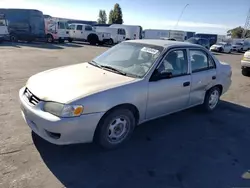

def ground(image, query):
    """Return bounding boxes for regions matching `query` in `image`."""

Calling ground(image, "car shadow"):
[0,41,84,49]
[33,100,250,188]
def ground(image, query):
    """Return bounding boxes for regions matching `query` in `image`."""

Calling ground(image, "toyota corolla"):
[19,40,232,149]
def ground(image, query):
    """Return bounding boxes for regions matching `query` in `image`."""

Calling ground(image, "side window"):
[58,22,65,29]
[157,49,188,77]
[117,29,121,35]
[85,25,93,31]
[69,24,75,30]
[190,50,215,72]
[76,25,83,30]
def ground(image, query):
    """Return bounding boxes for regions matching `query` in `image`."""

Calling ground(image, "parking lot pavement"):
[0,44,250,188]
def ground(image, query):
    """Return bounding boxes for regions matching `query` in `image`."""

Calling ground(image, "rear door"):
[189,49,217,106]
[117,29,125,42]
[75,24,83,39]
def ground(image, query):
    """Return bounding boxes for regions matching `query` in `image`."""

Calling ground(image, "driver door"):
[146,49,191,119]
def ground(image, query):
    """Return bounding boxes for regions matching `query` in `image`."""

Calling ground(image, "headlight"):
[43,102,84,118]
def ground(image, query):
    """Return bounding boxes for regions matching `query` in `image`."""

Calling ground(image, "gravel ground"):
[0,42,250,188]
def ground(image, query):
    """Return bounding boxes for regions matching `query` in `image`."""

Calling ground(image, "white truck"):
[68,23,111,45]
[44,17,69,43]
[0,14,9,43]
[109,24,142,40]
[94,26,126,45]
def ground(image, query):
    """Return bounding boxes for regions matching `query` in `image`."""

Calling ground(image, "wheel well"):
[47,33,53,38]
[93,103,140,141]
[88,34,98,41]
[209,84,223,95]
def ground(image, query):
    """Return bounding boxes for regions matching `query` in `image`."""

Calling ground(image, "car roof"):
[125,39,201,48]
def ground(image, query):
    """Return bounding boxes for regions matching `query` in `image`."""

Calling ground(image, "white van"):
[109,24,142,40]
[0,14,9,42]
[45,17,69,43]
[68,24,111,45]
[94,27,126,45]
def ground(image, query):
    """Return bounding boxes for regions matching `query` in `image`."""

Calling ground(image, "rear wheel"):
[95,108,136,149]
[47,34,54,43]
[88,34,98,45]
[68,38,73,43]
[10,34,18,42]
[202,87,221,112]
[108,39,114,45]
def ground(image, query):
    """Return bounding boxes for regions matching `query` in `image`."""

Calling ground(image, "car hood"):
[26,63,137,103]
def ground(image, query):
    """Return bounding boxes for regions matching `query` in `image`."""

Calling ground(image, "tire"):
[46,34,54,43]
[68,38,73,43]
[202,86,221,112]
[95,108,136,149]
[10,34,18,42]
[242,68,250,76]
[108,39,114,45]
[219,47,224,53]
[88,34,98,45]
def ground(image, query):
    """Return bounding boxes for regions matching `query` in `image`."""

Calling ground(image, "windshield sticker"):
[141,47,159,55]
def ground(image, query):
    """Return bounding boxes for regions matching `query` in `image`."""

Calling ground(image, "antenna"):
[242,8,250,38]
[174,4,189,29]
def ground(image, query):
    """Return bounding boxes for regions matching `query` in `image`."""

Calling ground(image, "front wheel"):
[47,34,54,43]
[68,38,73,43]
[242,68,250,76]
[202,87,221,112]
[10,34,18,42]
[95,109,136,149]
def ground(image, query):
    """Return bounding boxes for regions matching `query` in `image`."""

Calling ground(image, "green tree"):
[108,10,114,24]
[227,26,250,38]
[97,10,107,24]
[112,3,123,24]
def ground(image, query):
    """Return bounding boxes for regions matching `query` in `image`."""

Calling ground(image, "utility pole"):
[242,8,250,38]
[174,4,189,29]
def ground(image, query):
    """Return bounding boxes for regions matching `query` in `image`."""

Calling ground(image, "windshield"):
[91,42,163,78]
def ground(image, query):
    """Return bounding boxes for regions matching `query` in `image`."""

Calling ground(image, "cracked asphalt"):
[0,42,250,188]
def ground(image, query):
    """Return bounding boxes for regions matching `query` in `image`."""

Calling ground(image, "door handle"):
[212,76,216,80]
[183,81,190,87]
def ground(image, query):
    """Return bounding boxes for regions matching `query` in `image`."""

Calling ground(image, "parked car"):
[210,42,232,53]
[186,37,210,49]
[44,17,69,43]
[241,50,250,76]
[232,41,250,52]
[68,23,111,45]
[19,40,232,149]
[94,27,126,45]
[232,42,243,52]
[0,9,45,42]
[0,13,9,42]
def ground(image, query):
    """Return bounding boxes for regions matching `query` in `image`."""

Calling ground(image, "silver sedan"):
[19,40,232,149]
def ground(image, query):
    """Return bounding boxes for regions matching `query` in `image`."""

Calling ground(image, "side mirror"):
[150,70,173,81]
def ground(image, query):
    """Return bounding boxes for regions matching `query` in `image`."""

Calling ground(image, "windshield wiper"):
[88,61,102,68]
[100,65,127,76]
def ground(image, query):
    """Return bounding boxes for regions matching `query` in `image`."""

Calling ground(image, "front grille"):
[24,88,41,106]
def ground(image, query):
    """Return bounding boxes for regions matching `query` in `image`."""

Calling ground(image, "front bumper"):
[19,87,104,145]
[241,60,250,69]
[210,48,220,52]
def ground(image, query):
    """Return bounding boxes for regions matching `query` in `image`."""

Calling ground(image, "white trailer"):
[94,27,126,45]
[44,17,69,43]
[142,29,185,41]
[0,14,9,42]
[168,30,185,41]
[109,24,142,40]
[142,29,170,39]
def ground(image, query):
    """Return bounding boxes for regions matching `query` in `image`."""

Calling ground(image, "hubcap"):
[107,116,129,143]
[209,90,219,109]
